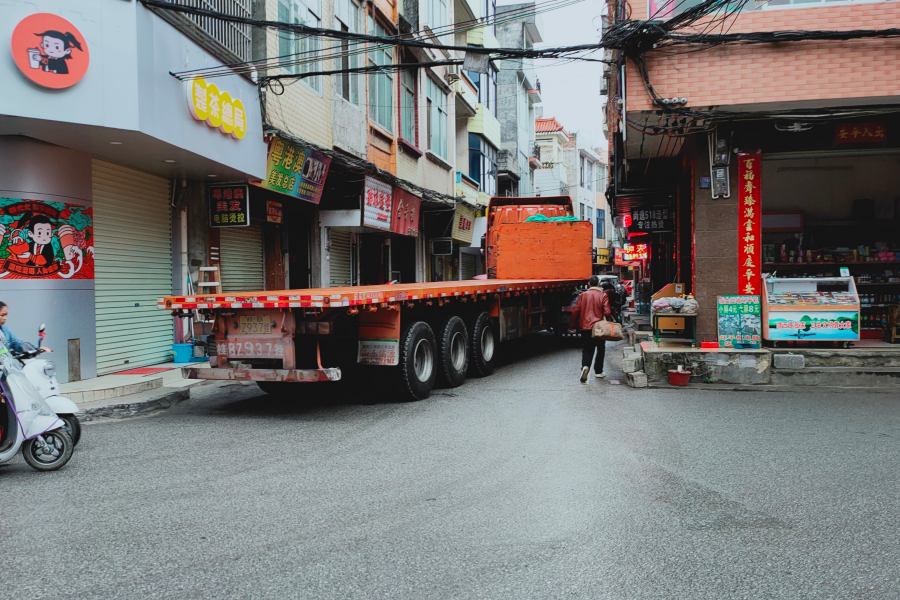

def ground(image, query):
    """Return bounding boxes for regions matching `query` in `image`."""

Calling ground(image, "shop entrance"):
[761,151,900,345]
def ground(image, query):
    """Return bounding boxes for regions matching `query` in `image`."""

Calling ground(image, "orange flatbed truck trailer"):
[160,196,593,400]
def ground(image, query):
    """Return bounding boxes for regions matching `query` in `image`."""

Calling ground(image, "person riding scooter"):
[0,302,51,354]
[601,280,625,324]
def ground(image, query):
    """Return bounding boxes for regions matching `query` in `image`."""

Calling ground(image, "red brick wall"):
[625,3,900,111]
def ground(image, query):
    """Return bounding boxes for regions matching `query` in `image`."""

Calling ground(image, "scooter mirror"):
[39,324,46,333]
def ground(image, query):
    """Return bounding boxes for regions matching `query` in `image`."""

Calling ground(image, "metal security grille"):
[181,0,253,61]
[329,229,352,287]
[220,225,264,293]
[92,160,173,374]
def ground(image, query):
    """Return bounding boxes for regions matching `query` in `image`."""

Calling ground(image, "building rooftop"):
[536,117,570,139]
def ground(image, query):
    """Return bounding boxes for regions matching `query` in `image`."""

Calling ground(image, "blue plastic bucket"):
[172,343,194,363]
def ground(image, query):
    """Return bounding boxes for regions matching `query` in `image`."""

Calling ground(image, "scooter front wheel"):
[22,429,74,471]
[59,414,81,446]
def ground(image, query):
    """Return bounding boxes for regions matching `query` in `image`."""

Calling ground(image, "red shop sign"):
[835,122,886,145]
[738,153,761,295]
[391,188,421,237]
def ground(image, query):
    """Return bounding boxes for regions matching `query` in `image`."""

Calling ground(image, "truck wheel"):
[436,316,468,388]
[392,321,437,401]
[468,312,497,377]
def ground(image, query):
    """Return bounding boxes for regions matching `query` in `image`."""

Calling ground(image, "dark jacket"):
[569,288,611,331]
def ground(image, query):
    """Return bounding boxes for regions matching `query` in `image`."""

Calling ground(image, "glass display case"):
[762,277,860,343]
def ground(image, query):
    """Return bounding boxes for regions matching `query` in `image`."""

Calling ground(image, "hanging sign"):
[738,153,761,295]
[266,200,283,224]
[259,137,330,204]
[186,78,247,139]
[834,122,886,145]
[363,177,393,230]
[630,208,673,233]
[209,184,249,227]
[391,188,420,237]
[11,13,90,89]
[0,198,94,279]
[451,203,476,244]
[717,295,761,349]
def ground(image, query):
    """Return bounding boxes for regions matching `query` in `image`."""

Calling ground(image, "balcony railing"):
[171,0,253,62]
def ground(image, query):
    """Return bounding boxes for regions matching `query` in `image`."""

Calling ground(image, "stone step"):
[771,366,900,387]
[772,349,900,368]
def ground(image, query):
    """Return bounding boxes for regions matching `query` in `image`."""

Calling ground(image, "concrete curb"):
[646,383,900,394]
[80,388,191,421]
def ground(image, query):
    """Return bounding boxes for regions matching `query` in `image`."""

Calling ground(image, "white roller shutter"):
[220,225,264,293]
[92,160,173,374]
[329,229,352,287]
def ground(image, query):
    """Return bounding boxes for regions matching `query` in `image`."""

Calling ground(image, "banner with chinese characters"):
[391,188,420,237]
[260,137,330,204]
[363,176,393,230]
[0,198,94,279]
[834,122,886,145]
[717,295,761,349]
[738,153,761,295]
[209,184,249,227]
[630,208,673,233]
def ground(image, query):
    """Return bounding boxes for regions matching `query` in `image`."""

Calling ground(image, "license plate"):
[239,316,271,335]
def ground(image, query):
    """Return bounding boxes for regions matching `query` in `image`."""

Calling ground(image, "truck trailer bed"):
[158,279,585,310]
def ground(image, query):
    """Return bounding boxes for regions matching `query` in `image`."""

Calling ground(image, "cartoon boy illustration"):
[0,215,75,268]
[30,30,83,75]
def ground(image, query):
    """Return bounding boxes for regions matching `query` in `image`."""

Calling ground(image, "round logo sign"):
[11,13,89,89]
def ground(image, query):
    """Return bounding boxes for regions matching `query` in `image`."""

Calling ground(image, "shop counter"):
[652,313,698,347]
[762,277,860,345]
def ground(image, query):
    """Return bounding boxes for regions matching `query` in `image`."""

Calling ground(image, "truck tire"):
[468,312,497,377]
[435,316,468,388]
[392,321,437,401]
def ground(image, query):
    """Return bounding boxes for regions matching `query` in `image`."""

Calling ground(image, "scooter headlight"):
[43,361,56,378]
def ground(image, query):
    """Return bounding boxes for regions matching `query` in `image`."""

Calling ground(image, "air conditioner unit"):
[444,65,460,84]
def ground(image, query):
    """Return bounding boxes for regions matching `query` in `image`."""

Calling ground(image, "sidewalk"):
[62,361,208,420]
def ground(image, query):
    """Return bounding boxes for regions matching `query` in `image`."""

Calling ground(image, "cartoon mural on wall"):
[0,199,94,279]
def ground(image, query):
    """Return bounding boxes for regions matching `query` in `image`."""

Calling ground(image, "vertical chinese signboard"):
[209,184,249,227]
[391,188,420,237]
[738,153,761,295]
[717,295,761,349]
[363,177,393,230]
[260,137,330,204]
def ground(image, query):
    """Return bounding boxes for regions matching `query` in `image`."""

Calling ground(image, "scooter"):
[14,325,81,446]
[0,347,75,471]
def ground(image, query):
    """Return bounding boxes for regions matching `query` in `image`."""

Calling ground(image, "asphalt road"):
[3,336,899,599]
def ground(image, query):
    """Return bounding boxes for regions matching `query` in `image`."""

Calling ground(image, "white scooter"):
[0,347,75,471]
[14,325,81,446]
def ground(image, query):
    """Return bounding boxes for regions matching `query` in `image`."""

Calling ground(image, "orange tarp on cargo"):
[490,221,593,280]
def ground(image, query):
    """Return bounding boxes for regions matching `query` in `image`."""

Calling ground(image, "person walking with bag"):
[569,275,612,382]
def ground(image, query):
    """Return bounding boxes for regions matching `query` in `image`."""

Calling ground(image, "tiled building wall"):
[688,138,739,338]
[624,3,900,111]
[264,1,333,148]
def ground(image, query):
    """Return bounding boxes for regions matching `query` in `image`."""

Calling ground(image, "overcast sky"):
[499,0,607,152]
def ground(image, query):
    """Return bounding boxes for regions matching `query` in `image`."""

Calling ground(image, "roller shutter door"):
[220,225,264,293]
[329,229,352,287]
[92,160,173,374]
[460,253,477,280]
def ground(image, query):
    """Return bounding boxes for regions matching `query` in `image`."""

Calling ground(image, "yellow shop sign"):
[186,77,247,140]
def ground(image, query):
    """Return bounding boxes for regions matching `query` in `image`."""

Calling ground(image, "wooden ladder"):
[196,265,221,323]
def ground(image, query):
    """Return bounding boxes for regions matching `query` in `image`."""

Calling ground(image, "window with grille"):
[334,0,360,104]
[425,0,448,31]
[278,0,322,92]
[426,77,448,159]
[469,134,497,196]
[400,69,417,145]
[368,17,394,132]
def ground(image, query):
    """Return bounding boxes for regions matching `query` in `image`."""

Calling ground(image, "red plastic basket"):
[668,369,691,386]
